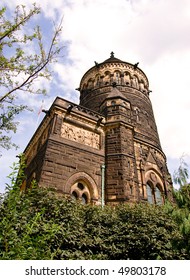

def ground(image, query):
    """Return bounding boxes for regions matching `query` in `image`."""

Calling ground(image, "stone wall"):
[24,97,105,204]
[39,135,105,201]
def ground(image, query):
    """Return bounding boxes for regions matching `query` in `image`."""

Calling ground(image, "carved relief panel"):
[61,122,100,149]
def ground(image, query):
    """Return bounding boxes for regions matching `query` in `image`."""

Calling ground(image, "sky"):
[1,0,190,193]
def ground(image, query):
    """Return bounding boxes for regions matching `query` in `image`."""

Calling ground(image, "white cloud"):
[148,50,190,159]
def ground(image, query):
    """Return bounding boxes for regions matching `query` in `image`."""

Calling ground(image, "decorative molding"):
[80,62,149,91]
[25,124,50,165]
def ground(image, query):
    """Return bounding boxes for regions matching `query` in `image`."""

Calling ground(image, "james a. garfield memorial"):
[23,52,173,205]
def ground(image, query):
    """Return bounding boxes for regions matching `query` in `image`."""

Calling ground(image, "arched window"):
[146,181,164,205]
[146,182,154,204]
[70,181,90,204]
[114,71,121,84]
[134,107,140,122]
[124,72,131,85]
[104,71,111,85]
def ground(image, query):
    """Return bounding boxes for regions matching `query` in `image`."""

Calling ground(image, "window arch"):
[123,71,131,85]
[114,70,121,84]
[146,181,163,205]
[87,78,94,89]
[145,169,164,205]
[70,181,90,204]
[139,80,145,92]
[104,71,111,85]
[65,172,99,205]
[131,75,139,89]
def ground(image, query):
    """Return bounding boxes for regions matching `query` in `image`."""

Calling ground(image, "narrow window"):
[135,108,140,122]
[128,161,130,168]
[146,183,154,204]
[130,186,133,195]
[155,186,162,205]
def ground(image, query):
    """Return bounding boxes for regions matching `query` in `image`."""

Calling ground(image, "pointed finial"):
[110,51,114,58]
[133,62,139,69]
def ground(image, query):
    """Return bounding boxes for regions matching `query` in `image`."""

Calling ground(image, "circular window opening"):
[78,182,84,190]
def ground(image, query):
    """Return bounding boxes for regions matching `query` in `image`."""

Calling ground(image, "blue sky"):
[1,0,190,193]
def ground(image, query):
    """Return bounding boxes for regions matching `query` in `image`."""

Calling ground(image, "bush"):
[0,159,188,259]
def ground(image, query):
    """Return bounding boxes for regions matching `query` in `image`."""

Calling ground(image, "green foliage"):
[0,4,63,153]
[173,156,189,187]
[164,157,190,257]
[0,186,186,259]
[83,203,185,260]
[0,158,189,260]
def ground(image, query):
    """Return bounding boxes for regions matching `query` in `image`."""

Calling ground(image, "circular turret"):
[79,52,150,112]
[79,52,161,150]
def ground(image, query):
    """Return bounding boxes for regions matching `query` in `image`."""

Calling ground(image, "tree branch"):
[0,5,40,42]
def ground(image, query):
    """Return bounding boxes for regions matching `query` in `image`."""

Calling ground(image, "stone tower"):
[24,53,173,205]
